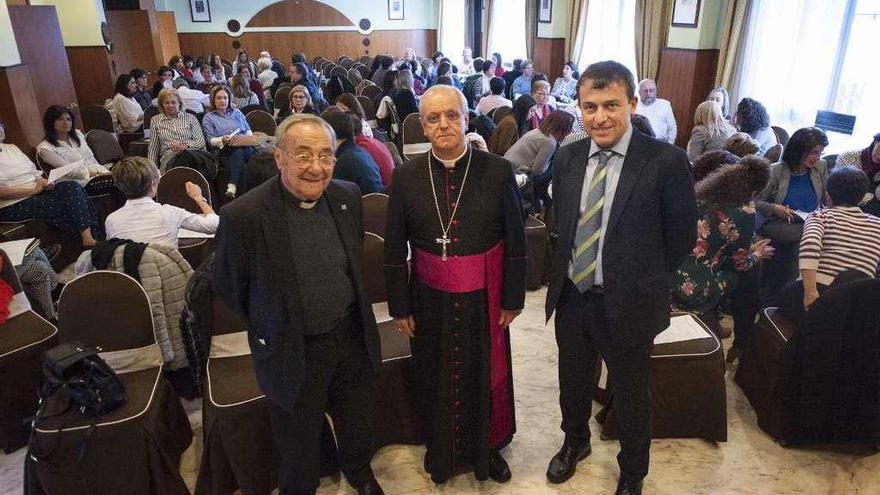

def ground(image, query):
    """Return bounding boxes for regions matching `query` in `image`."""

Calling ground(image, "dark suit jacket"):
[213,177,381,412]
[545,129,697,346]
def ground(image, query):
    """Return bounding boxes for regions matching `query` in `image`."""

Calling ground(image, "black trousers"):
[554,280,653,481]
[727,263,763,351]
[268,316,376,495]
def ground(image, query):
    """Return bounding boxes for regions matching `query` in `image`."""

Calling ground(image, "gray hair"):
[112,156,160,199]
[275,113,337,150]
[257,57,272,71]
[419,85,468,117]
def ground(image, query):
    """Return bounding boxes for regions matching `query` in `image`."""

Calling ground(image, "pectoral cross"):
[436,235,451,261]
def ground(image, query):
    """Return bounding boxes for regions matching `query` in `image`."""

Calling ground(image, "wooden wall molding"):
[0,64,44,152]
[178,30,437,63]
[66,46,114,107]
[246,0,354,28]
[106,10,162,83]
[533,37,566,79]
[656,48,720,149]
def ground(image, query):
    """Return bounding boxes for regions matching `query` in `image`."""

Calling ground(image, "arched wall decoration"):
[245,0,355,29]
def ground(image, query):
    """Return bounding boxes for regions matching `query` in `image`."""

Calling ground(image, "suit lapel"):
[562,140,592,244]
[260,178,303,329]
[606,131,648,238]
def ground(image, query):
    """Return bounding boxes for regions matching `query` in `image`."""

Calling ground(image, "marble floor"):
[3,288,879,495]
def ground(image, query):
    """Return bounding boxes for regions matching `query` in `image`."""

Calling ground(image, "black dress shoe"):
[546,442,591,484]
[356,477,385,495]
[488,450,511,483]
[615,478,644,495]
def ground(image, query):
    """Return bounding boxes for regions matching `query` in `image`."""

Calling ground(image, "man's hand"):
[185,181,204,200]
[499,309,521,328]
[395,316,415,338]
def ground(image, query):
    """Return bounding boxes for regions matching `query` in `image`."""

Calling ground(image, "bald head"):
[638,79,657,105]
[419,85,468,117]
[419,85,469,160]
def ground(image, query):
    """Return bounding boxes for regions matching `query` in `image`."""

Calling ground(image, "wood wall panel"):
[8,6,78,117]
[178,30,437,64]
[656,48,719,149]
[153,11,181,67]
[533,38,566,78]
[106,10,160,82]
[67,46,115,107]
[0,64,44,152]
[246,0,354,28]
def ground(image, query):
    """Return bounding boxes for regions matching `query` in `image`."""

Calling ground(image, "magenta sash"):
[413,241,512,448]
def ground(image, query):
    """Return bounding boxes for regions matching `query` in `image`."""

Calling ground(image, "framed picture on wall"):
[388,0,404,20]
[671,0,701,28]
[538,0,552,23]
[190,0,211,23]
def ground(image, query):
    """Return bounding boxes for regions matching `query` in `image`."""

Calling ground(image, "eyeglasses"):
[280,149,336,169]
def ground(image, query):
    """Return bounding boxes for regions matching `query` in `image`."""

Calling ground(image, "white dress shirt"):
[177,86,210,114]
[105,197,219,249]
[475,94,512,116]
[636,98,677,143]
[0,144,43,209]
[568,124,634,286]
[112,93,144,132]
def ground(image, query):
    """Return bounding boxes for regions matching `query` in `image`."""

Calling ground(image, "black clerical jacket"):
[213,177,381,412]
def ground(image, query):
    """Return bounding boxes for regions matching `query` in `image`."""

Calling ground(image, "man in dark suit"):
[544,61,697,494]
[213,114,385,495]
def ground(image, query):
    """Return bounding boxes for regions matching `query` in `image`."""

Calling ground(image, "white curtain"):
[438,0,467,61]
[575,0,638,81]
[733,0,847,136]
[486,0,528,63]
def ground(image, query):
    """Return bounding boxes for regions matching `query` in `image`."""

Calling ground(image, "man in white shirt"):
[635,79,677,144]
[105,157,218,249]
[173,79,210,114]
[475,77,512,116]
[460,47,475,76]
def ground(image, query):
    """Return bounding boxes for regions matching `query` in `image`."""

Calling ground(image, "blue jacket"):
[333,140,383,194]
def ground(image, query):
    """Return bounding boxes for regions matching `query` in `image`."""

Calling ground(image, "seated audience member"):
[529,79,553,129]
[260,50,286,79]
[289,62,322,108]
[671,156,772,338]
[37,105,111,188]
[491,52,506,77]
[336,92,373,138]
[735,97,778,155]
[790,167,880,317]
[231,50,257,79]
[256,57,278,100]
[434,61,462,90]
[202,85,259,199]
[459,48,475,76]
[502,59,523,99]
[147,88,208,172]
[371,55,394,86]
[130,68,152,110]
[706,87,732,121]
[320,110,383,194]
[723,132,760,158]
[488,94,536,156]
[230,74,259,109]
[692,149,742,182]
[511,60,534,98]
[196,64,219,93]
[477,59,496,99]
[113,74,145,132]
[168,55,185,80]
[352,115,394,187]
[151,65,176,98]
[407,60,427,95]
[105,156,218,249]
[504,110,574,184]
[236,65,266,107]
[181,55,196,80]
[392,70,420,120]
[475,77,512,116]
[687,100,737,162]
[837,132,880,216]
[636,78,677,143]
[756,127,829,300]
[550,62,578,104]
[173,78,209,114]
[275,85,317,123]
[0,120,100,247]
[209,53,228,82]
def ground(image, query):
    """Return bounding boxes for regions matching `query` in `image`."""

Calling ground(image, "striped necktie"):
[571,150,612,292]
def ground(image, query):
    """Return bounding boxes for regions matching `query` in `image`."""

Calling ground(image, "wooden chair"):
[322,63,336,80]
[771,125,790,146]
[0,249,58,452]
[360,84,383,105]
[401,113,431,160]
[383,141,404,172]
[764,143,783,163]
[274,87,292,114]
[357,64,371,80]
[85,130,124,165]
[355,79,375,96]
[347,68,363,86]
[492,105,513,125]
[81,105,115,133]
[246,109,277,136]
[143,105,160,131]
[157,167,214,269]
[362,193,389,238]
[26,272,192,495]
[238,103,265,116]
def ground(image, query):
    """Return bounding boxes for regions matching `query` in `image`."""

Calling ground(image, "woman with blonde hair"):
[147,88,207,171]
[687,100,737,162]
[274,85,316,123]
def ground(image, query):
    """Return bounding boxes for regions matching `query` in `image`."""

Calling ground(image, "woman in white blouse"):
[36,105,111,189]
[112,74,144,133]
[147,88,207,172]
[0,121,101,247]
[230,74,259,109]
[550,62,578,104]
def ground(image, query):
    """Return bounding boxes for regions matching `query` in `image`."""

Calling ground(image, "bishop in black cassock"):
[384,85,527,485]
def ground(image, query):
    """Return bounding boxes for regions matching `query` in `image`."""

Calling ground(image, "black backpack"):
[39,341,126,417]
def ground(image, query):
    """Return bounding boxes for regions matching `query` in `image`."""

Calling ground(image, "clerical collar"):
[278,179,322,209]
[431,146,469,169]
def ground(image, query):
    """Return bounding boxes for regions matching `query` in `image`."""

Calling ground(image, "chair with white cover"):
[357,95,378,129]
[401,113,431,160]
[25,271,192,495]
[362,193,389,239]
[156,167,214,269]
[0,249,58,452]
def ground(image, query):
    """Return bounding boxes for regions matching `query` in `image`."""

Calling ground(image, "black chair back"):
[85,130,124,165]
[81,105,115,133]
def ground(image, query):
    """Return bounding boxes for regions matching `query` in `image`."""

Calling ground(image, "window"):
[487,0,528,65]
[736,0,879,152]
[574,0,638,81]
[439,0,467,63]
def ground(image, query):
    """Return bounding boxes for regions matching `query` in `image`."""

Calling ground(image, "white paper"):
[178,229,214,239]
[0,238,37,265]
[654,315,710,345]
[793,210,811,222]
[47,161,84,184]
